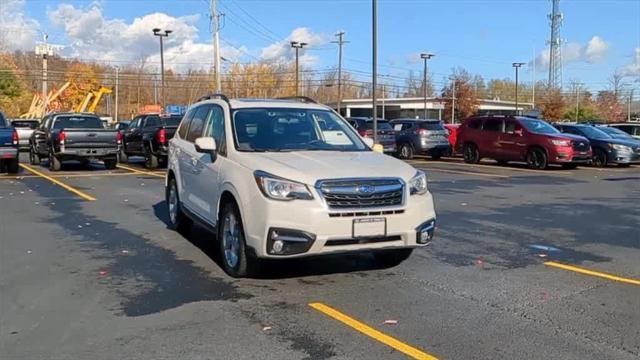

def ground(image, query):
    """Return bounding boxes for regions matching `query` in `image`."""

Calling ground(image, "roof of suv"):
[197,97,329,111]
[390,118,441,122]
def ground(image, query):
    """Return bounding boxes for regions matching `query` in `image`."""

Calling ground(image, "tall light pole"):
[114,67,119,121]
[574,81,582,122]
[420,53,435,119]
[153,28,172,109]
[35,33,54,103]
[451,79,456,124]
[372,0,378,144]
[332,31,347,115]
[211,0,222,92]
[513,62,525,115]
[290,41,307,96]
[629,89,635,122]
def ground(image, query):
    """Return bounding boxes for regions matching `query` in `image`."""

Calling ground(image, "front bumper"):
[243,188,437,258]
[612,150,640,164]
[0,147,18,159]
[550,147,592,164]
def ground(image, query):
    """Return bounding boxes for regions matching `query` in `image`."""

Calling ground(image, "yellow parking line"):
[544,261,640,286]
[309,302,439,360]
[117,164,165,178]
[19,164,97,201]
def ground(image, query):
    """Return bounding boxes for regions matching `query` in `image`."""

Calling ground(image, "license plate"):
[353,218,386,238]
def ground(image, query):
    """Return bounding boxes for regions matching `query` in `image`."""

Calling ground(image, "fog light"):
[416,219,436,245]
[272,240,284,253]
[267,228,316,255]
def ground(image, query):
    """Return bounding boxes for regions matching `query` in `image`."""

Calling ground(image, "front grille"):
[318,178,404,209]
[572,141,589,152]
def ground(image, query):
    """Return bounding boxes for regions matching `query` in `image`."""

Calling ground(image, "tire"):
[463,143,480,164]
[118,148,128,163]
[6,158,19,174]
[144,147,159,169]
[49,151,61,171]
[166,177,192,233]
[592,149,608,168]
[373,248,413,268]
[562,164,578,169]
[158,156,168,168]
[430,150,442,160]
[218,201,257,278]
[398,143,414,160]
[103,158,117,170]
[526,148,548,170]
[29,148,40,165]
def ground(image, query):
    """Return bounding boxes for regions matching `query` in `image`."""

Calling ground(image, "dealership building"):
[329,97,533,121]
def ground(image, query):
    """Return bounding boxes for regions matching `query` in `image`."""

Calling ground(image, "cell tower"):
[548,0,563,89]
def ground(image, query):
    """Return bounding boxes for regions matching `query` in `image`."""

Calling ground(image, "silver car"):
[10,119,39,151]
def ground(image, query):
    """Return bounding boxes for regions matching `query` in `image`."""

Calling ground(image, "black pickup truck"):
[0,112,19,173]
[29,113,120,171]
[119,113,181,168]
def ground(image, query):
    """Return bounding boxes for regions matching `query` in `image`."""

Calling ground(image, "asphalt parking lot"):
[1,154,638,360]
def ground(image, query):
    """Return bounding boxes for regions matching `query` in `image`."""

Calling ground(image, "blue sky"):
[5,0,640,92]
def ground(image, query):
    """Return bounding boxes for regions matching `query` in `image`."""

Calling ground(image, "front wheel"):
[526,148,548,170]
[166,177,192,233]
[218,202,257,278]
[29,148,41,165]
[398,143,414,160]
[49,152,61,171]
[592,149,608,168]
[373,248,413,268]
[463,143,480,164]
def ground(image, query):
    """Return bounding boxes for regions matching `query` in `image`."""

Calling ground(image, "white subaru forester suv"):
[166,95,436,277]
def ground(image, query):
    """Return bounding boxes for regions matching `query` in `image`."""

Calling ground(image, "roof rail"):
[276,96,318,104]
[197,93,231,105]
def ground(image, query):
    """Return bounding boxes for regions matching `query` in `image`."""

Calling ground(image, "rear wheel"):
[103,158,117,170]
[6,159,19,174]
[373,248,413,268]
[144,147,159,169]
[29,147,40,165]
[592,149,608,167]
[49,151,61,171]
[166,177,192,233]
[218,202,257,278]
[118,148,128,163]
[526,148,548,170]
[463,143,480,164]
[398,143,414,160]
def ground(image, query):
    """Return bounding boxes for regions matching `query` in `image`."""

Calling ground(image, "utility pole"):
[513,62,525,115]
[153,28,172,109]
[548,0,563,89]
[372,0,378,143]
[115,67,119,121]
[290,41,307,96]
[35,33,54,103]
[420,53,435,119]
[451,79,456,124]
[212,0,222,92]
[629,89,634,122]
[332,31,347,115]
[532,44,536,106]
[575,82,581,121]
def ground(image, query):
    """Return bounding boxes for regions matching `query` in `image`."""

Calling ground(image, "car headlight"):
[409,170,428,195]
[611,144,631,152]
[254,171,313,201]
[551,139,571,147]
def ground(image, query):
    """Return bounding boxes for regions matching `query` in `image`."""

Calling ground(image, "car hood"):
[606,138,640,148]
[555,133,589,142]
[237,151,419,186]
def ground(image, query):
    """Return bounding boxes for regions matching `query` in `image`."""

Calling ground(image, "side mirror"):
[194,137,217,159]
[362,137,374,148]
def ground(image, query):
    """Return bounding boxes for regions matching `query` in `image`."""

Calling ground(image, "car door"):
[479,117,503,158]
[499,119,525,160]
[190,102,228,224]
[178,105,212,217]
[125,117,143,153]
[33,116,50,155]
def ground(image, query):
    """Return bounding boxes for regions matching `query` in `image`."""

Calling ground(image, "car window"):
[520,119,559,134]
[162,115,182,127]
[186,106,211,142]
[364,121,393,131]
[504,120,521,133]
[177,109,196,139]
[11,120,38,129]
[467,118,482,129]
[419,122,445,131]
[53,116,104,129]
[482,118,503,132]
[576,126,611,139]
[144,116,161,128]
[203,105,226,155]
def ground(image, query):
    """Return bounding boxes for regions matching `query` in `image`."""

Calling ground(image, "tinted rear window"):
[364,121,393,130]
[162,115,182,127]
[12,121,39,129]
[53,116,104,129]
[419,122,445,131]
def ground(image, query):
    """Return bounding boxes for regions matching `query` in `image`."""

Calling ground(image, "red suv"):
[456,116,592,169]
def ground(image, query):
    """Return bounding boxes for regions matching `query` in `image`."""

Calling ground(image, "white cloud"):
[531,36,611,72]
[617,47,640,77]
[260,27,326,66]
[0,0,40,51]
[47,3,243,72]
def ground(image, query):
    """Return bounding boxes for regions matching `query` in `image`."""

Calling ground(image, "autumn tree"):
[63,62,100,110]
[595,91,625,122]
[537,87,566,120]
[441,68,479,122]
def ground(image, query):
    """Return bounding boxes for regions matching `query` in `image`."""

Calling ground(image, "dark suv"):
[554,123,640,167]
[345,117,396,153]
[457,116,591,169]
[389,119,451,160]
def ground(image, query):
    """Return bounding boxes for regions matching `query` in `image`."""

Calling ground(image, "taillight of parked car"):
[157,128,167,144]
[12,130,18,145]
[417,129,431,136]
[116,131,123,145]
[58,131,66,145]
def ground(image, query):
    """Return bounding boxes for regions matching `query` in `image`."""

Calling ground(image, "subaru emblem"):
[356,185,375,194]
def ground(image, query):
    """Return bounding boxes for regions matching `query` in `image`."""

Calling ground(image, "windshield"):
[577,126,611,139]
[520,119,560,135]
[598,127,632,139]
[233,108,367,152]
[53,116,104,130]
[419,122,445,131]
